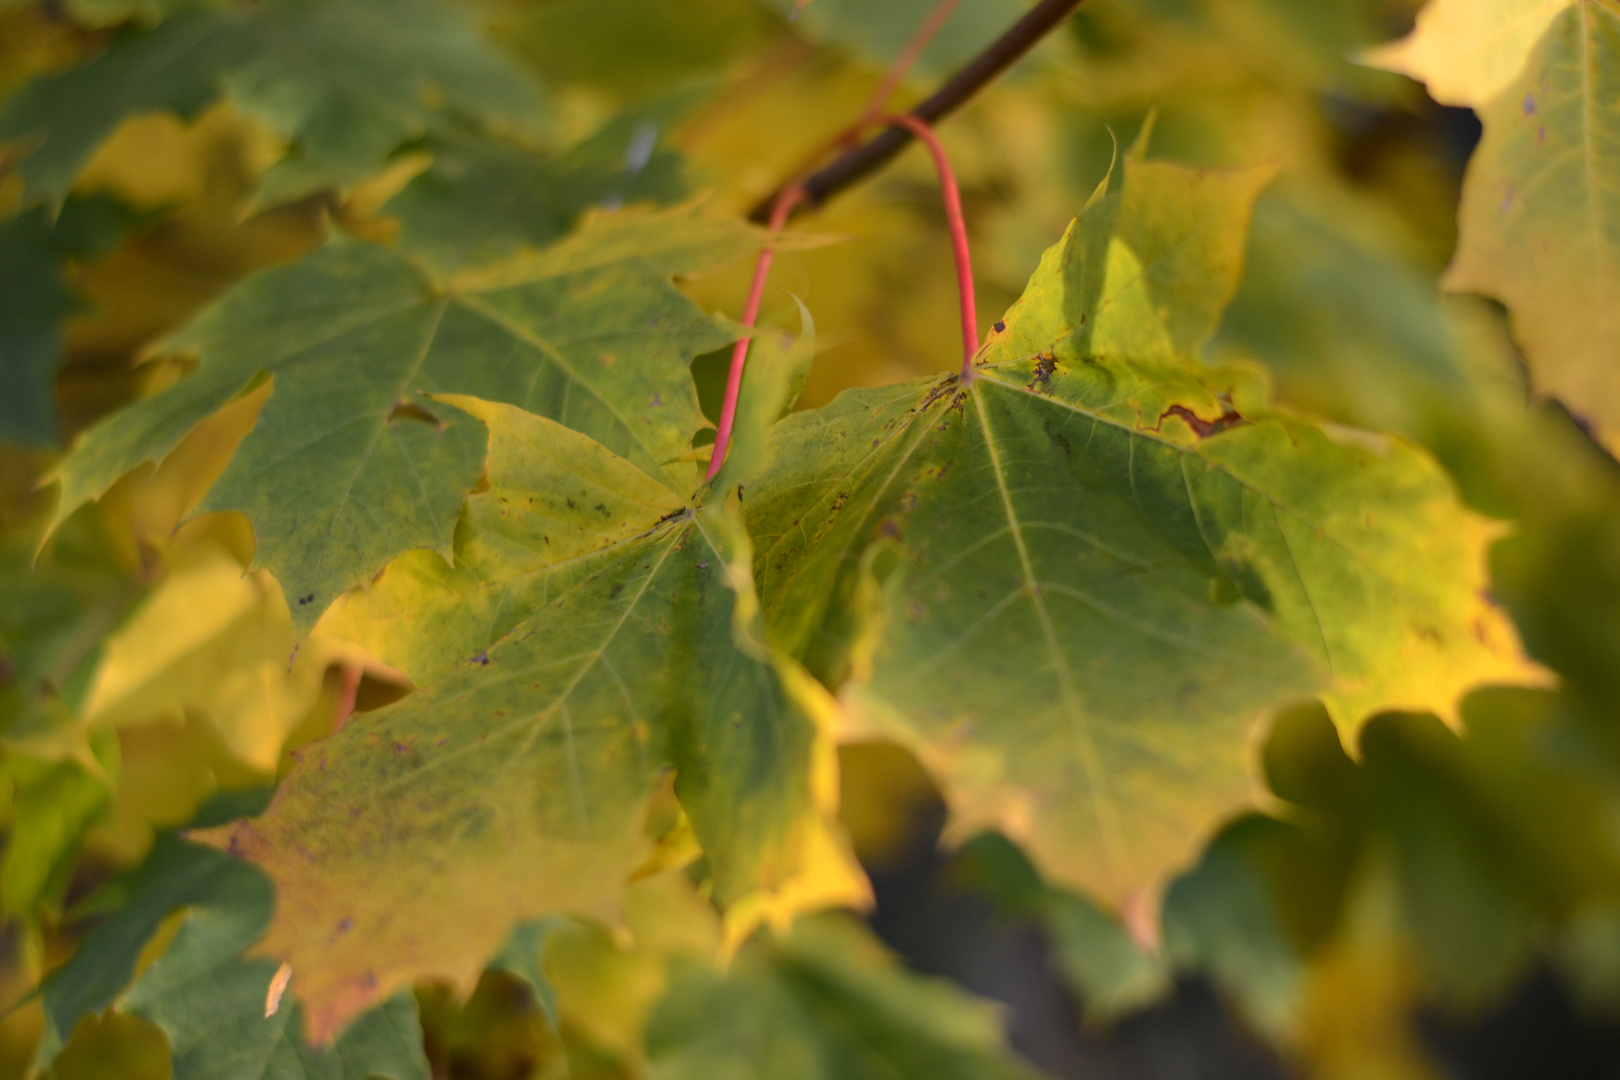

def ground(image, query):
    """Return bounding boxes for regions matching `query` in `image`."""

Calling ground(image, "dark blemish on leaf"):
[596,503,609,517]
[651,393,665,407]
[566,498,576,509]
[920,376,959,411]
[472,651,490,666]
[993,320,1006,333]
[297,593,315,606]
[610,583,625,599]
[698,561,709,570]
[900,491,918,511]
[1155,404,1245,438]
[879,519,902,540]
[1026,353,1057,392]
[830,492,849,513]
[1523,93,1536,115]
[1501,185,1515,214]
[436,736,450,747]
[388,400,441,427]
[392,741,410,754]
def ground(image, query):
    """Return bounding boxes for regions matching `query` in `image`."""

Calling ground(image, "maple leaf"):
[745,158,1540,907]
[386,101,693,277]
[0,198,138,448]
[81,540,331,774]
[35,828,428,1080]
[1361,0,1569,107]
[203,394,865,1043]
[1367,0,1620,448]
[48,205,764,632]
[0,0,545,209]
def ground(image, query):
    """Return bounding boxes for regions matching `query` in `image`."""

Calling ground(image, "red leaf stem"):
[706,2,978,481]
[881,113,979,376]
[707,184,806,481]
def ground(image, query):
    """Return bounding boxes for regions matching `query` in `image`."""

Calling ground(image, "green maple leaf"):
[648,914,1041,1080]
[38,819,428,1080]
[203,393,863,1043]
[744,158,1539,906]
[49,205,762,632]
[387,99,694,277]
[0,0,545,209]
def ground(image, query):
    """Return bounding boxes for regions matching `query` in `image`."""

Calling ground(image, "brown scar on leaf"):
[389,399,442,427]
[1026,353,1057,392]
[1151,403,1246,439]
[919,375,961,411]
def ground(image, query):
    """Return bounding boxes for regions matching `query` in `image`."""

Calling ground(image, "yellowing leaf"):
[36,828,429,1080]
[206,397,863,1043]
[1443,1,1620,446]
[745,160,1537,908]
[1361,0,1570,107]
[83,540,323,774]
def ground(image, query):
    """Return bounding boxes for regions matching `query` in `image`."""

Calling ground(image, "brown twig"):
[750,0,1087,222]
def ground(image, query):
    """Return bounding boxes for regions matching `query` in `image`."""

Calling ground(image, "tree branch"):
[749,0,1088,222]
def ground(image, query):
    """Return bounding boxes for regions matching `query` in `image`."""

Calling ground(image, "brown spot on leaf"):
[1026,353,1057,392]
[1155,404,1245,438]
[388,400,441,427]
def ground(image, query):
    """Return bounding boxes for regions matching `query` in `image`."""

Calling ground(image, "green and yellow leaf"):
[0,0,545,209]
[745,159,1537,908]
[206,396,865,1041]
[50,205,763,632]
[37,825,429,1080]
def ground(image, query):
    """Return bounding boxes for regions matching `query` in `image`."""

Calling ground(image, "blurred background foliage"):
[3,0,1620,1077]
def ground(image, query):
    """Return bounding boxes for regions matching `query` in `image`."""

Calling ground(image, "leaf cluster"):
[2,0,1620,1078]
